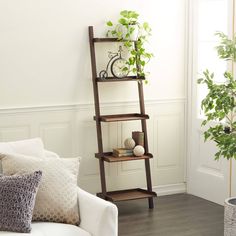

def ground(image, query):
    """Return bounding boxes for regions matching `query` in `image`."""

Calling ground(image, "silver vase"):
[225,197,236,236]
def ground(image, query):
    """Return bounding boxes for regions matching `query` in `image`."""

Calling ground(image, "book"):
[113,148,133,154]
[113,152,133,157]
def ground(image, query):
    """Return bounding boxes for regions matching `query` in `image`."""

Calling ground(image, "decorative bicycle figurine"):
[99,46,129,79]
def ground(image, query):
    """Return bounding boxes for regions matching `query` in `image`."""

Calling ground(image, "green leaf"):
[119,18,128,25]
[197,78,204,84]
[143,22,151,32]
[129,11,139,19]
[120,10,129,18]
[122,67,129,72]
[107,21,113,27]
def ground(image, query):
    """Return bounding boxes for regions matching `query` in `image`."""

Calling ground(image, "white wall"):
[0,0,187,194]
[0,0,186,107]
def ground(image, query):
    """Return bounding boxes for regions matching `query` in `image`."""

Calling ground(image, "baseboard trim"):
[153,183,186,196]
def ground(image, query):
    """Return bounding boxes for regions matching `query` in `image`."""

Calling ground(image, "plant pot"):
[116,24,139,41]
[224,197,236,235]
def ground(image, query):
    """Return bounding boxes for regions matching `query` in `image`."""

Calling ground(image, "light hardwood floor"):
[118,194,223,236]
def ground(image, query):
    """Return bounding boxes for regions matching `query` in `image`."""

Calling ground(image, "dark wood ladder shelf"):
[97,189,157,202]
[94,113,149,122]
[95,152,153,162]
[89,26,156,209]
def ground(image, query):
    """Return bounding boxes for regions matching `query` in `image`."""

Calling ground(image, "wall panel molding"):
[0,98,186,193]
[0,125,31,141]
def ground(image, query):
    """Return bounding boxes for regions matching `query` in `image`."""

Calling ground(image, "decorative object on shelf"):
[113,148,133,157]
[133,145,145,157]
[132,131,144,147]
[124,138,136,149]
[197,32,236,236]
[99,46,129,79]
[106,10,153,80]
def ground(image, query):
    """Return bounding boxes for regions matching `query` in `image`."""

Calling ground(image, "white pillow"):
[0,138,45,174]
[0,138,45,158]
[0,153,80,226]
[44,149,60,159]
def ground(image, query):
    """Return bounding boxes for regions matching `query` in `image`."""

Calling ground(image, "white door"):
[187,0,233,205]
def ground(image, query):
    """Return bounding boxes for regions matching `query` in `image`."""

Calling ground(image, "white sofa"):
[0,139,118,236]
[0,187,118,236]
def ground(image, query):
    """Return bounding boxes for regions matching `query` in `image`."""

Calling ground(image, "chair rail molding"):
[0,97,186,114]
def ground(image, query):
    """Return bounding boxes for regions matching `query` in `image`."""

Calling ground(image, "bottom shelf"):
[97,188,157,202]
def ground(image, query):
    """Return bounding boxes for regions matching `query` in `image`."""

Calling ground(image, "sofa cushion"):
[0,153,80,226]
[0,222,91,236]
[0,171,42,233]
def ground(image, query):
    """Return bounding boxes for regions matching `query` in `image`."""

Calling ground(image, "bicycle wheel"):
[99,70,108,80]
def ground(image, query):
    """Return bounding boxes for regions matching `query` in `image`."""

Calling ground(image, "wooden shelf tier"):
[97,76,145,82]
[95,152,153,162]
[93,37,136,43]
[94,113,149,122]
[97,188,157,202]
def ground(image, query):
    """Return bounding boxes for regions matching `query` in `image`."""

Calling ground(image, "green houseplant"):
[198,32,236,236]
[198,32,236,160]
[106,10,153,79]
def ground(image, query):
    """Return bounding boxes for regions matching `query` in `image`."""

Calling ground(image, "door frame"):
[186,0,235,204]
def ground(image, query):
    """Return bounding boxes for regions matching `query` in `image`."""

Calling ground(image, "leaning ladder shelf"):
[88,26,157,208]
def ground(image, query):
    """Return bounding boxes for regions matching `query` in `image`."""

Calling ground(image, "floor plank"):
[117,194,223,236]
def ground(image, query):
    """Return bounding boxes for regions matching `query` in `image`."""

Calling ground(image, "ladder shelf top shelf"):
[95,152,153,162]
[93,37,136,43]
[96,76,145,82]
[94,113,149,122]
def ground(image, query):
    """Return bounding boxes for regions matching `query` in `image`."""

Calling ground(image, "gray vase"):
[224,197,236,236]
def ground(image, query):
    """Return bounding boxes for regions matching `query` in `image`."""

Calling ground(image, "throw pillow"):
[0,171,42,233]
[0,137,46,174]
[0,137,45,158]
[0,153,80,225]
[44,149,60,159]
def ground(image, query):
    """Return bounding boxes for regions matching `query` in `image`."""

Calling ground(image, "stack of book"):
[113,148,133,157]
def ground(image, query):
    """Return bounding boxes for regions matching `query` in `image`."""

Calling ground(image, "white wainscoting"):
[0,98,186,195]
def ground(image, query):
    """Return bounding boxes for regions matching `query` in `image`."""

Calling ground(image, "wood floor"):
[117,194,224,236]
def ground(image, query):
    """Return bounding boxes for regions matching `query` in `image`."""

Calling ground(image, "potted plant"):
[198,32,236,236]
[106,10,153,80]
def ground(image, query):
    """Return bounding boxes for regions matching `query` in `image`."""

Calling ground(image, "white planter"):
[224,197,236,236]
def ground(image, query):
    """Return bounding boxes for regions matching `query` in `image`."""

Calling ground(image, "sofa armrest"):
[77,187,118,236]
